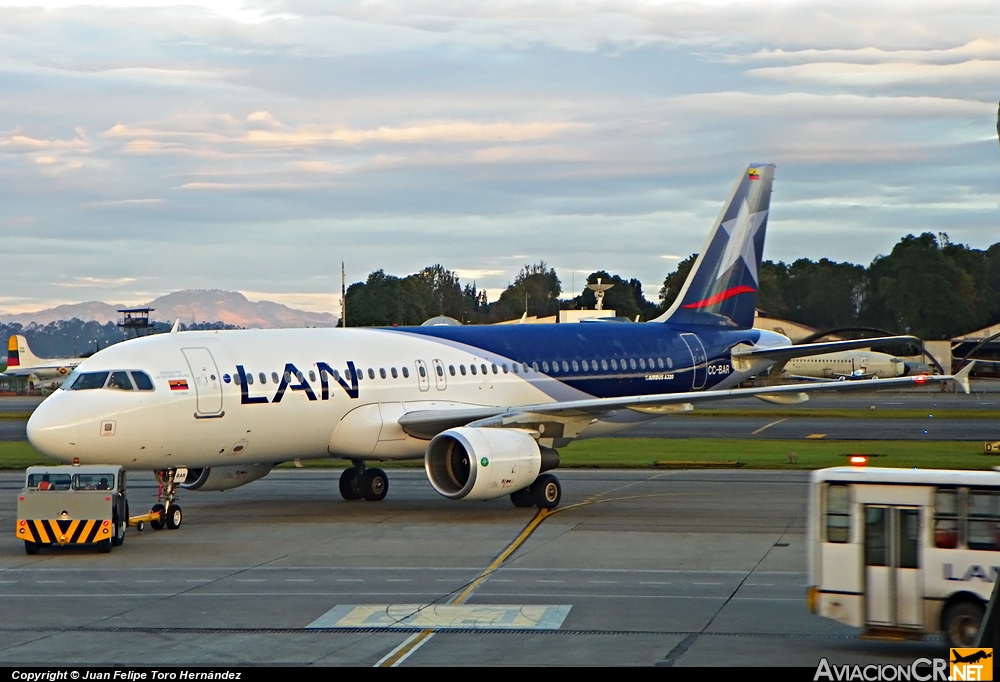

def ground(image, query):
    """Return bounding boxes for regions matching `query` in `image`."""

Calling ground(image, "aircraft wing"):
[733,335,919,363]
[398,363,973,439]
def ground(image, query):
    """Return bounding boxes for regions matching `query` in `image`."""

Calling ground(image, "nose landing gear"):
[147,469,184,530]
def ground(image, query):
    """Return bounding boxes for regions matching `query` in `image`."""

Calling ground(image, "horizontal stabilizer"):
[733,336,920,363]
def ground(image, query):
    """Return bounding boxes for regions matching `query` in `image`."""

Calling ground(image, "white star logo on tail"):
[717,199,767,286]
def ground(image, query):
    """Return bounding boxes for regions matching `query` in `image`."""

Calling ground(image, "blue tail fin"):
[652,164,774,329]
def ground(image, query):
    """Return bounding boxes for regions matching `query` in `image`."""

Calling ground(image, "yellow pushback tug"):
[16,465,129,554]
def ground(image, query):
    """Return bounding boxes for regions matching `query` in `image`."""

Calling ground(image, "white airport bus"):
[807,466,1000,647]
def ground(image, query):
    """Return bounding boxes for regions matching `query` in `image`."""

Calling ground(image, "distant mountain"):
[0,290,338,329]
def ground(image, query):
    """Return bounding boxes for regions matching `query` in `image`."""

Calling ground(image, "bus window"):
[967,489,1000,551]
[900,508,920,569]
[826,484,850,543]
[934,488,960,549]
[865,507,889,566]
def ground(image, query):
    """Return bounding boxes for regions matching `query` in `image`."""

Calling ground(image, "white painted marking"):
[536,580,565,583]
[136,580,164,583]
[374,632,431,668]
[309,604,572,630]
[237,579,265,583]
[87,580,115,583]
[386,579,412,583]
[36,580,64,584]
[745,583,774,587]
[693,582,723,586]
[588,581,619,584]
[751,418,788,435]
[639,581,672,585]
[285,579,314,582]
[337,579,363,582]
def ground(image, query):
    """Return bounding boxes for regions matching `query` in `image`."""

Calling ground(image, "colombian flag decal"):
[169,379,189,391]
[748,168,760,181]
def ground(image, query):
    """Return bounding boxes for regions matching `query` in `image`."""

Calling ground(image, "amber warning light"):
[849,456,868,466]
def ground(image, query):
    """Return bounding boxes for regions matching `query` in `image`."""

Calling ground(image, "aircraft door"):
[679,333,708,390]
[432,359,447,391]
[181,347,224,417]
[414,360,430,392]
[864,505,922,629]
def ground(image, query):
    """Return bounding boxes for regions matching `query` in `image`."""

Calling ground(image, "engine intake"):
[425,427,542,501]
[180,463,274,491]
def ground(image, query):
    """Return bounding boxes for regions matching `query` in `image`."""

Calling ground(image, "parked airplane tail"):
[652,164,775,329]
[7,335,43,369]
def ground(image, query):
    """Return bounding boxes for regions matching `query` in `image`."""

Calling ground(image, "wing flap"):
[733,335,919,362]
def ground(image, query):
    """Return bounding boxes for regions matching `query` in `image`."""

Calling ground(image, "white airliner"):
[26,165,972,533]
[781,349,908,381]
[5,335,83,391]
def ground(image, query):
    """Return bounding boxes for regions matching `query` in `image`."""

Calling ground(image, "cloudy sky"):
[1,1,997,317]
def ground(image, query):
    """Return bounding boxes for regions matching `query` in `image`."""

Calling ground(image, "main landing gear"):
[339,461,389,502]
[510,473,562,510]
[146,469,184,531]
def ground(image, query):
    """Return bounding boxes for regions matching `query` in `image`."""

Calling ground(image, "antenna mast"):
[341,261,346,328]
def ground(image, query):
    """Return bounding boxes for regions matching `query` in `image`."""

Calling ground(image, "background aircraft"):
[5,335,82,391]
[779,349,907,381]
[25,165,970,533]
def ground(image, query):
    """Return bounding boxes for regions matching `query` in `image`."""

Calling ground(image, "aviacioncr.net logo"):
[814,658,949,681]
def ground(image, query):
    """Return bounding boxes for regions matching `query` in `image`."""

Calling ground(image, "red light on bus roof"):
[850,456,868,466]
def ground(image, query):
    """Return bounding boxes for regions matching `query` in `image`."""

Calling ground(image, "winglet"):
[170,319,180,334]
[952,361,974,395]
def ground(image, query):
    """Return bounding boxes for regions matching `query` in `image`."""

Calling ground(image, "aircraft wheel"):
[165,505,183,530]
[943,601,984,648]
[531,474,561,510]
[339,468,363,501]
[97,538,112,554]
[359,468,389,502]
[510,487,534,508]
[150,503,166,530]
[24,541,40,555]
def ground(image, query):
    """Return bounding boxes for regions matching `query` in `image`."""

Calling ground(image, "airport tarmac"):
[0,469,947,667]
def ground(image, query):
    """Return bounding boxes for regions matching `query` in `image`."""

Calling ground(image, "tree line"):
[346,232,1000,340]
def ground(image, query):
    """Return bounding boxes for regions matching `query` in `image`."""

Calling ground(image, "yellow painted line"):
[806,433,827,439]
[376,629,435,667]
[452,508,550,606]
[751,418,788,435]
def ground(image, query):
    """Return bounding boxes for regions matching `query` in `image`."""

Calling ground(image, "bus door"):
[679,333,707,390]
[864,505,922,629]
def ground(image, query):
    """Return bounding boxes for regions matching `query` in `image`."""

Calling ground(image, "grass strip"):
[3,439,997,472]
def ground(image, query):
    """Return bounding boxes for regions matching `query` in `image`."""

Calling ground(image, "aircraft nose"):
[26,395,80,463]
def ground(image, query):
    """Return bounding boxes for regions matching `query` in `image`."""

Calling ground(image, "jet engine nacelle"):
[425,427,542,501]
[180,463,274,491]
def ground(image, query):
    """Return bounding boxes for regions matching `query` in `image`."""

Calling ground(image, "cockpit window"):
[107,371,134,391]
[28,473,72,490]
[69,372,110,390]
[73,474,115,490]
[131,371,155,391]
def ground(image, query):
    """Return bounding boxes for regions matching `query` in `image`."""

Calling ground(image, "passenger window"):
[571,360,579,372]
[380,368,387,379]
[639,358,646,370]
[449,365,456,376]
[368,368,376,380]
[259,373,267,385]
[532,362,539,371]
[629,358,637,370]
[934,488,960,549]
[284,371,292,383]
[581,360,589,371]
[107,371,134,391]
[131,371,155,391]
[502,364,508,374]
[481,364,488,375]
[550,362,559,374]
[541,362,549,373]
[436,365,443,377]
[391,367,398,379]
[233,373,242,386]
[967,489,1000,551]
[418,366,426,378]
[667,357,674,369]
[309,371,316,382]
[247,373,255,385]
[402,367,410,378]
[271,372,279,384]
[512,364,519,374]
[826,484,850,543]
[332,370,340,381]
[459,365,466,376]
[69,371,110,390]
[561,361,569,372]
[296,371,305,383]
[470,365,477,376]
[602,359,609,371]
[522,363,529,373]
[657,358,665,369]
[491,364,498,374]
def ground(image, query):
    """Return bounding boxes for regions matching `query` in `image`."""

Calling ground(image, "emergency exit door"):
[864,505,922,628]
